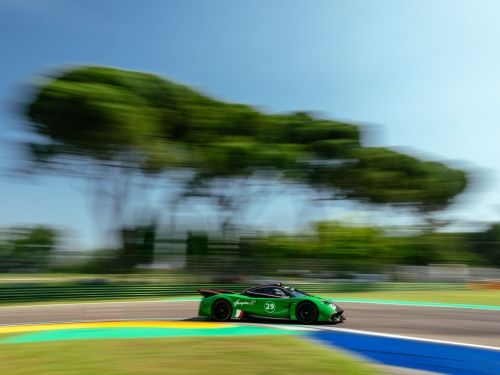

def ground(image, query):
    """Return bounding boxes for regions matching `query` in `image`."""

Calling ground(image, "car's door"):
[231,293,259,315]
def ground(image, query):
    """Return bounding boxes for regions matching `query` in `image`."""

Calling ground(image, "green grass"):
[0,336,382,375]
[0,296,173,307]
[325,290,500,306]
[2,289,499,308]
[0,295,204,307]
[0,272,203,283]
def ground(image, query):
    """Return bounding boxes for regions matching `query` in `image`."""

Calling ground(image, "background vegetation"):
[2,65,497,276]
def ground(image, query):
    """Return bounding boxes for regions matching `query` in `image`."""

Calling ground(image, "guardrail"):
[0,282,466,304]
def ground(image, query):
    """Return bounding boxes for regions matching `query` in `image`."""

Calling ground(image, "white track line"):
[0,316,498,352]
[315,326,500,352]
[1,300,499,352]
[248,323,316,331]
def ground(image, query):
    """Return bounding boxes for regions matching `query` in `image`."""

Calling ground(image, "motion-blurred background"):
[3,4,500,375]
[1,0,500,299]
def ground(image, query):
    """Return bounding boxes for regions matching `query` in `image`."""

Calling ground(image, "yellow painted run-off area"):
[0,321,292,344]
[0,321,232,335]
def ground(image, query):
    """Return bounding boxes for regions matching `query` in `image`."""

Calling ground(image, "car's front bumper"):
[330,304,345,322]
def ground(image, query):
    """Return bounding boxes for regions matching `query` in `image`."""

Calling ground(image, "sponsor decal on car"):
[234,299,256,307]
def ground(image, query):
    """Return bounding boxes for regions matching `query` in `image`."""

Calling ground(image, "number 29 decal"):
[264,301,276,313]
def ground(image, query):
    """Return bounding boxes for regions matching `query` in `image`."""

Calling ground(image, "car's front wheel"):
[296,301,319,324]
[211,299,233,322]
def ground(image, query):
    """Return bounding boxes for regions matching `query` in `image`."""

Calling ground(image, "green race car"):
[198,283,345,324]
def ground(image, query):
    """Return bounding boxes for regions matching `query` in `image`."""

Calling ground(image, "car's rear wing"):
[199,289,237,298]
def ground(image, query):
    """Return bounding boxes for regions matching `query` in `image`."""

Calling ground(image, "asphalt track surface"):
[0,300,499,347]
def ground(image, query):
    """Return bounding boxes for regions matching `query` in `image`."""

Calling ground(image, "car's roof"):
[244,282,285,291]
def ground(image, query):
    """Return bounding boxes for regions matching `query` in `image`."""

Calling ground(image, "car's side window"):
[272,288,287,297]
[253,288,266,294]
[243,286,289,298]
[242,287,265,297]
[260,287,288,298]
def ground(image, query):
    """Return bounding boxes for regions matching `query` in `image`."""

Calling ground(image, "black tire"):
[211,299,233,322]
[296,301,319,324]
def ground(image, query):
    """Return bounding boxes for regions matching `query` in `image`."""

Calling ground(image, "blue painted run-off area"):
[309,330,500,375]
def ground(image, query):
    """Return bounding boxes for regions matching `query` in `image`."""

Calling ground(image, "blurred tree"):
[469,224,500,266]
[25,66,190,224]
[23,66,197,265]
[185,231,209,273]
[21,66,363,239]
[22,65,468,268]
[308,147,467,215]
[242,221,481,273]
[251,221,396,272]
[0,226,57,272]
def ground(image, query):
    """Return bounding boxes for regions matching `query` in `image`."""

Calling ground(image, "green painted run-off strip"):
[331,298,500,311]
[1,326,293,344]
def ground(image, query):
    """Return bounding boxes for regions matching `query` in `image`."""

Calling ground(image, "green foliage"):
[25,65,467,213]
[469,224,500,266]
[21,65,473,272]
[243,221,481,271]
[27,66,190,172]
[0,226,57,272]
[311,148,467,212]
[185,231,210,273]
[75,248,122,274]
[247,222,395,271]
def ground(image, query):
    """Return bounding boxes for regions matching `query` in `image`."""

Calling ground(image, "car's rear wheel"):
[211,299,233,322]
[296,301,318,324]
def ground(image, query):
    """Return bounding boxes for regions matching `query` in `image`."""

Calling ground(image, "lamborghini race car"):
[198,283,345,324]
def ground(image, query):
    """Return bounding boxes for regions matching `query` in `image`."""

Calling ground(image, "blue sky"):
[1,0,500,248]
